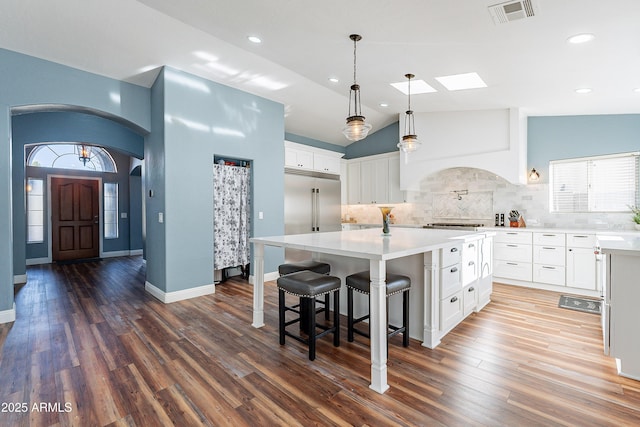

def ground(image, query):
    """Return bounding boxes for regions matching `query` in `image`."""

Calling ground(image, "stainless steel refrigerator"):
[284,171,341,262]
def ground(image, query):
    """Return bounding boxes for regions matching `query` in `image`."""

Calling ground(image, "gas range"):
[422,223,485,230]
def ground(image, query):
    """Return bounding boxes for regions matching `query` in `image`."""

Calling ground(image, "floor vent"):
[488,0,538,24]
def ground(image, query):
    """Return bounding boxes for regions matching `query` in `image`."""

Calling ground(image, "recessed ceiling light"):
[575,88,592,94]
[247,36,262,44]
[567,33,595,44]
[435,72,487,91]
[379,103,389,107]
[328,77,339,83]
[390,79,436,95]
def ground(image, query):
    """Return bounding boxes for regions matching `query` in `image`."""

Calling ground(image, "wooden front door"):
[51,177,100,261]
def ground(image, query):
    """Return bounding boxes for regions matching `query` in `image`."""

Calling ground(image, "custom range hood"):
[399,107,527,190]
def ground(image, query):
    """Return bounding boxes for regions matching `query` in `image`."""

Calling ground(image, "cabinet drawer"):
[533,265,566,286]
[533,245,565,266]
[440,263,462,299]
[463,284,477,317]
[494,242,532,263]
[494,231,532,245]
[441,244,462,268]
[533,232,565,247]
[494,260,533,281]
[566,233,596,248]
[440,290,463,333]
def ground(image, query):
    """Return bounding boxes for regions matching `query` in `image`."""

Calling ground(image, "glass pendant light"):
[342,34,372,141]
[397,73,421,153]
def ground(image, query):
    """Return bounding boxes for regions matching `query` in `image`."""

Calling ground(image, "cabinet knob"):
[469,287,475,292]
[451,296,458,303]
[450,267,458,273]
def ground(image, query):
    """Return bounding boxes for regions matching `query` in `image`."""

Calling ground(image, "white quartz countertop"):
[597,234,640,255]
[251,228,488,261]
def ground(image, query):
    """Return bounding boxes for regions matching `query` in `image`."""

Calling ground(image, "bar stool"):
[277,270,341,360]
[279,260,331,322]
[346,271,411,347]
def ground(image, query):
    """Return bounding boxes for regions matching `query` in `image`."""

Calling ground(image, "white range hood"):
[399,108,527,190]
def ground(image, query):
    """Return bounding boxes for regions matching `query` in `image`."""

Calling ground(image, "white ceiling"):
[2,0,640,146]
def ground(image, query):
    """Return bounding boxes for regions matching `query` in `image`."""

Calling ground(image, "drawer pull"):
[506,244,518,247]
[542,266,556,270]
[542,247,556,250]
[468,243,475,248]
[450,247,458,253]
[468,287,475,292]
[542,234,556,237]
[450,267,458,273]
[507,232,518,235]
[506,262,518,266]
[468,261,475,266]
[573,235,589,238]
[450,296,458,303]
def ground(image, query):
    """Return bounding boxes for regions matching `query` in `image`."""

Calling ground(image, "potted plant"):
[630,206,640,230]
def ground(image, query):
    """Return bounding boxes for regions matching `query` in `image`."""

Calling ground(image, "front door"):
[51,177,100,261]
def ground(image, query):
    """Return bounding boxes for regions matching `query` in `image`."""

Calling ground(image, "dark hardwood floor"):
[0,256,639,426]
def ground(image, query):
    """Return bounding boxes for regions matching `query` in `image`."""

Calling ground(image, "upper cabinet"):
[284,141,344,175]
[346,152,405,205]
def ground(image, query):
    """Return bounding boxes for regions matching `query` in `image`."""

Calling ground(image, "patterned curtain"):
[213,164,251,270]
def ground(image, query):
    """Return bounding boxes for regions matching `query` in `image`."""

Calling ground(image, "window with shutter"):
[549,152,639,213]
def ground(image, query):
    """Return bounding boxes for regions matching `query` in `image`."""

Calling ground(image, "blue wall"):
[285,132,345,153]
[344,121,400,159]
[528,114,640,182]
[0,48,150,313]
[146,67,285,293]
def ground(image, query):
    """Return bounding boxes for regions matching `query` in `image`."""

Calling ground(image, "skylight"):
[390,79,436,95]
[435,72,487,91]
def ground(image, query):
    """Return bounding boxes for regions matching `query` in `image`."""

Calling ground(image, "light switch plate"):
[158,212,164,223]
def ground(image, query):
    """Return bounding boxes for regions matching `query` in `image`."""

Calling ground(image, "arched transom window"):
[27,143,117,172]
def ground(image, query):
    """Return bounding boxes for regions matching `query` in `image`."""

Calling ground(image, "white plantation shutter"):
[550,152,639,213]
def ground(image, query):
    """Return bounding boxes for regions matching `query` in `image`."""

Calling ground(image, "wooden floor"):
[1,257,639,426]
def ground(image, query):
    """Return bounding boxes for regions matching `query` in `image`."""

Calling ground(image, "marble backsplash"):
[343,167,637,230]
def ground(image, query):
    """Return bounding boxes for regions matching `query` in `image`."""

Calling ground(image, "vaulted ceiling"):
[2,0,639,145]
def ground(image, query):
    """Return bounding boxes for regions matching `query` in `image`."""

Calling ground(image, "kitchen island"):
[251,227,493,394]
[597,234,640,381]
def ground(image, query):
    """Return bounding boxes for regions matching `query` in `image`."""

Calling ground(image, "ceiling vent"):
[488,0,538,24]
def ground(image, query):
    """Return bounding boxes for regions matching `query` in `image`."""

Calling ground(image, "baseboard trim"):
[0,303,16,324]
[26,257,50,266]
[129,249,143,256]
[248,271,279,284]
[145,281,215,304]
[13,274,27,285]
[102,250,131,258]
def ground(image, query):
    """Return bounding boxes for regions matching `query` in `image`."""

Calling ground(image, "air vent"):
[488,0,538,24]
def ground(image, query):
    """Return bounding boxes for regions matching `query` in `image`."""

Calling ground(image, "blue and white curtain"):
[213,164,251,270]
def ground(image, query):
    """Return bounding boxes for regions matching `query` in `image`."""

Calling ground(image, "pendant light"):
[397,73,421,153]
[342,34,372,141]
[75,143,92,166]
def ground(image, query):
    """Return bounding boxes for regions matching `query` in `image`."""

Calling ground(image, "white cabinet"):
[360,158,389,204]
[478,235,493,309]
[344,153,404,205]
[284,141,343,175]
[347,162,361,204]
[439,244,463,334]
[285,147,313,169]
[493,230,532,282]
[532,231,566,286]
[566,233,597,290]
[387,155,405,203]
[314,153,341,174]
[461,241,478,286]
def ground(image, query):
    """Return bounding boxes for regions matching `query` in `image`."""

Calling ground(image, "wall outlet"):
[258,211,264,219]
[158,212,164,223]
[121,212,128,219]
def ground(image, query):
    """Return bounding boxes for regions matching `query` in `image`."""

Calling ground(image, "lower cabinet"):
[463,284,477,317]
[440,290,463,333]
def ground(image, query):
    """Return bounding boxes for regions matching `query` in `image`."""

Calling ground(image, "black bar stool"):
[277,270,341,360]
[346,271,411,347]
[279,260,332,327]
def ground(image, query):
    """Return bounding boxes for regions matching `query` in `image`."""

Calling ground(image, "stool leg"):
[403,290,410,347]
[279,289,286,345]
[347,287,354,342]
[324,293,330,320]
[333,290,340,347]
[308,297,316,361]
